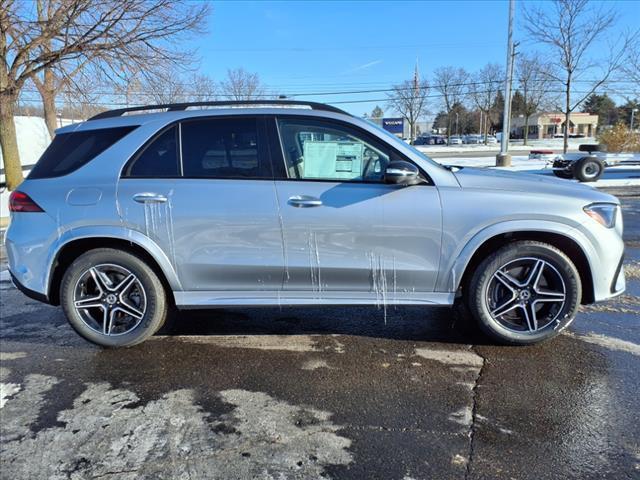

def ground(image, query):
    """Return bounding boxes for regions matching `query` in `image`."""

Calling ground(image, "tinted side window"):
[29,126,137,179]
[181,118,269,178]
[125,126,180,177]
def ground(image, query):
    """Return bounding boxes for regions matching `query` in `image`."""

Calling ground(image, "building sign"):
[382,118,404,134]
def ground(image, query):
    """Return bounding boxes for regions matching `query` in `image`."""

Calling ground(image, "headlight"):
[583,203,619,228]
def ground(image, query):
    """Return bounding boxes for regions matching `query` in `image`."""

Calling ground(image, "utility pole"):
[631,108,638,132]
[497,0,515,167]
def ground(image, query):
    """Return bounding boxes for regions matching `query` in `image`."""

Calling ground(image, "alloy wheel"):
[73,264,147,336]
[486,257,567,334]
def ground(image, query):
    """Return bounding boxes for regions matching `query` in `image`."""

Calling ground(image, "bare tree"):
[622,39,640,97]
[370,105,384,119]
[189,74,217,102]
[220,68,266,101]
[432,67,468,144]
[468,63,503,143]
[516,53,555,145]
[0,0,209,190]
[524,0,636,152]
[387,79,430,144]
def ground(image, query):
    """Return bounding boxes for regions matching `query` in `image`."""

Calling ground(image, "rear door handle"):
[133,192,167,204]
[287,195,323,208]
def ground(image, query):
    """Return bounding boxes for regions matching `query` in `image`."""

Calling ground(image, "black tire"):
[60,248,168,347]
[573,156,604,182]
[552,160,574,179]
[467,241,581,345]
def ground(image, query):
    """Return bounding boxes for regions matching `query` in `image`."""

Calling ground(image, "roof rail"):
[89,100,350,121]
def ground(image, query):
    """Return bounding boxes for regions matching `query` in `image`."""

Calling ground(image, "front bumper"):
[610,255,626,297]
[573,212,626,303]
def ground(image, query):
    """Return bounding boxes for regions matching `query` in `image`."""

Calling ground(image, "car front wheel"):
[467,241,581,345]
[60,248,168,347]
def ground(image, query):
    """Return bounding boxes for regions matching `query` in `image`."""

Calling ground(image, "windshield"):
[363,120,445,169]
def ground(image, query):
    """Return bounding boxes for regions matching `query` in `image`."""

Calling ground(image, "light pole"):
[497,0,515,167]
[455,112,459,136]
[631,108,638,132]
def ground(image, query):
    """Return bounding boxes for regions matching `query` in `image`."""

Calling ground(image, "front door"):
[271,116,442,298]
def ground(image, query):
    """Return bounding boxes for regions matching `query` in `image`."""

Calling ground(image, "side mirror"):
[384,161,421,185]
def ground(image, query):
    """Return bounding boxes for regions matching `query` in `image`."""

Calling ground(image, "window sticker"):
[303,141,364,180]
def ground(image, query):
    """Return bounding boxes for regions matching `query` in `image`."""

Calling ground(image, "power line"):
[17,78,638,101]
[16,87,640,110]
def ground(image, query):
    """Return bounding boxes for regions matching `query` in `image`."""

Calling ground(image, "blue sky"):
[189,0,640,116]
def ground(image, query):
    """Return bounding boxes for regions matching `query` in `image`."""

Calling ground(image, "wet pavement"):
[1,194,639,479]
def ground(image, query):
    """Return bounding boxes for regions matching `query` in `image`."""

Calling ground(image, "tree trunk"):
[523,115,530,146]
[0,90,23,190]
[42,87,58,138]
[33,67,58,138]
[564,77,571,154]
[410,117,415,145]
[483,110,489,145]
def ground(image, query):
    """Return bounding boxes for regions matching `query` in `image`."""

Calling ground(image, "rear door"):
[117,116,284,291]
[270,116,442,296]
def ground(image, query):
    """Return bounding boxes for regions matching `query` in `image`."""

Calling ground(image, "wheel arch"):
[47,229,181,306]
[452,229,595,305]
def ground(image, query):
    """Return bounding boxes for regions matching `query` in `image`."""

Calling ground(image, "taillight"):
[9,191,44,212]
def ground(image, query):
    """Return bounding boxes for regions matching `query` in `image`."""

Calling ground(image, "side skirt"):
[173,290,455,309]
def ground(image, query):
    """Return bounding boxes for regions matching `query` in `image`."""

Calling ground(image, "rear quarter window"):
[28,126,137,179]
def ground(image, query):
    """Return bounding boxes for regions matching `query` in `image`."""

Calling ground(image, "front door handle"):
[287,195,323,208]
[133,192,168,204]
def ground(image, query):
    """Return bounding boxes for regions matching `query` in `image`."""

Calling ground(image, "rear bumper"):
[5,212,58,301]
[9,270,51,304]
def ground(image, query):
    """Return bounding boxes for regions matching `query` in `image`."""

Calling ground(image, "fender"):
[45,225,183,294]
[437,219,597,293]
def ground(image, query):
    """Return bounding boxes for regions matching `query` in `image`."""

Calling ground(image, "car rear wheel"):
[61,248,168,347]
[467,241,581,345]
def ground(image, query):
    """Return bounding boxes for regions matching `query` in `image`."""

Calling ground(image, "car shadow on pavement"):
[164,305,493,346]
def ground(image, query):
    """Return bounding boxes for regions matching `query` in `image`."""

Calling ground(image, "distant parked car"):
[486,135,498,144]
[448,136,463,145]
[415,134,446,145]
[463,134,482,144]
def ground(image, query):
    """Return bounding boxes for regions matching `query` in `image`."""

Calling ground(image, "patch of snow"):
[174,334,321,352]
[0,382,21,408]
[1,380,353,478]
[449,406,473,427]
[0,351,27,361]
[565,331,640,356]
[301,358,331,370]
[414,347,483,368]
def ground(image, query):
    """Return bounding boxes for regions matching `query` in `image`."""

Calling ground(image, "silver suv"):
[6,101,625,347]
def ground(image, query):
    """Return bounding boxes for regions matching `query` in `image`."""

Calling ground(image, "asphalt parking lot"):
[1,192,639,480]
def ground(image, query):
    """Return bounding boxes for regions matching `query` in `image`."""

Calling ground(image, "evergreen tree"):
[583,93,618,126]
[511,90,526,116]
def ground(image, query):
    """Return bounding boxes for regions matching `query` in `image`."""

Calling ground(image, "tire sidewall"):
[61,249,166,347]
[469,242,581,345]
[574,157,604,182]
